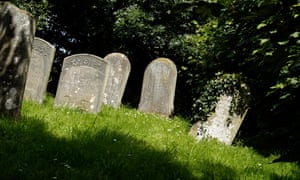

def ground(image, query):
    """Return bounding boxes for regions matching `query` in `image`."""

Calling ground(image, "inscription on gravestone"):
[103,52,131,108]
[54,54,109,113]
[0,2,35,119]
[24,37,55,104]
[192,94,249,145]
[138,58,177,117]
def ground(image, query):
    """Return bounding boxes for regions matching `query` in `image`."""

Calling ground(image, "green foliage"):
[114,4,168,54]
[0,98,299,179]
[11,0,51,29]
[169,19,217,71]
[113,0,197,57]
[166,0,300,152]
[192,73,250,122]
[191,0,300,151]
[209,0,300,94]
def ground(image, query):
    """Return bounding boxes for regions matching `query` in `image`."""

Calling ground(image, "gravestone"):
[0,2,35,119]
[54,54,109,113]
[190,94,249,145]
[24,37,55,104]
[103,52,131,108]
[138,58,177,117]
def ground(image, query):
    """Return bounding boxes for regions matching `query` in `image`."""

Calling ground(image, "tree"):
[188,0,300,155]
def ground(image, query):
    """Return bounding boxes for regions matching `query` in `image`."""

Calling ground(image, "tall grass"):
[0,96,299,179]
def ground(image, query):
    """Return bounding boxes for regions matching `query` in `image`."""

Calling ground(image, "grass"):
[0,96,299,179]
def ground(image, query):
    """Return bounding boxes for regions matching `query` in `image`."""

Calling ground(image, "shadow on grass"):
[1,115,198,179]
[2,114,299,179]
[194,160,237,179]
[239,100,300,166]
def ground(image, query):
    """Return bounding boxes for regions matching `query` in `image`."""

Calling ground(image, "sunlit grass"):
[0,96,299,179]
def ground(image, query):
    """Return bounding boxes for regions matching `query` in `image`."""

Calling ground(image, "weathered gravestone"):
[0,2,35,119]
[24,37,55,104]
[103,52,131,108]
[138,58,177,117]
[54,54,109,113]
[190,94,249,145]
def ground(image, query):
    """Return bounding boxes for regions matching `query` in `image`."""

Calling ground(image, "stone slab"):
[138,58,177,117]
[0,2,35,119]
[54,54,109,113]
[24,37,55,104]
[103,52,131,107]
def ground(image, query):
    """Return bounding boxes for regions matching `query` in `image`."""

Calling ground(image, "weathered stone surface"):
[138,58,177,117]
[190,94,249,145]
[0,2,35,119]
[54,54,109,113]
[24,37,55,104]
[103,52,131,108]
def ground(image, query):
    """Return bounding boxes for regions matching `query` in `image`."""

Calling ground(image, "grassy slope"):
[0,96,299,179]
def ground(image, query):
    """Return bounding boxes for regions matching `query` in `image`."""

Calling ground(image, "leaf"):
[279,93,291,100]
[277,40,289,45]
[257,23,267,30]
[290,32,300,38]
[271,83,285,89]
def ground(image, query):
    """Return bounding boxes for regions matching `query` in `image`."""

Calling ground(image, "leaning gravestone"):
[54,54,109,113]
[103,52,131,108]
[190,94,249,145]
[24,37,55,104]
[0,2,35,119]
[138,58,177,117]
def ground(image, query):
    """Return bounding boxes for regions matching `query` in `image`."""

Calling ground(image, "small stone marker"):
[54,54,109,113]
[0,2,35,119]
[191,94,249,145]
[103,52,131,108]
[24,37,55,104]
[138,58,177,117]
